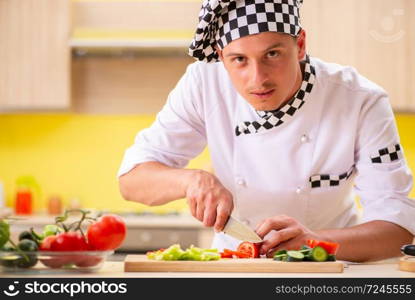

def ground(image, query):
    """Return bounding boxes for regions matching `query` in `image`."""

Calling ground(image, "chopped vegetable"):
[220,249,234,258]
[327,254,336,261]
[236,242,261,258]
[306,239,339,255]
[286,250,305,262]
[273,243,336,262]
[310,246,328,262]
[147,244,220,261]
[220,248,252,259]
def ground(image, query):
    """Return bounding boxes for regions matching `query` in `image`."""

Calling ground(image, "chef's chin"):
[247,98,285,112]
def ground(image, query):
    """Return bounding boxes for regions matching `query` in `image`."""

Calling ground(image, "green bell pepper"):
[146,244,220,261]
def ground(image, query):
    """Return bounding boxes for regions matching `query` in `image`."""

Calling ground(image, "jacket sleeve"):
[354,92,415,235]
[117,63,207,177]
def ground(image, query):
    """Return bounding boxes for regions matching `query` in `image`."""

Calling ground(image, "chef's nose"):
[250,60,269,87]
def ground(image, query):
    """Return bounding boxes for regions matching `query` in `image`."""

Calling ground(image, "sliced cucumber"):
[274,249,287,256]
[311,246,328,262]
[286,250,305,262]
[273,256,284,261]
[327,254,336,261]
[273,249,287,261]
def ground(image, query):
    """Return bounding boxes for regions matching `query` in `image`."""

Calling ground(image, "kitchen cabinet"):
[70,0,200,114]
[0,0,71,111]
[70,0,415,113]
[302,0,415,112]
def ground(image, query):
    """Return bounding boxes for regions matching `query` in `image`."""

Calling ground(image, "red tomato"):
[220,248,252,259]
[87,214,126,250]
[39,235,65,268]
[39,235,57,251]
[306,239,339,255]
[234,251,252,258]
[74,256,103,268]
[50,232,88,251]
[46,232,89,266]
[220,249,235,258]
[237,242,261,258]
[307,239,318,248]
[220,252,233,258]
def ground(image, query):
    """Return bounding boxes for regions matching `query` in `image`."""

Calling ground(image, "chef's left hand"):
[255,215,321,257]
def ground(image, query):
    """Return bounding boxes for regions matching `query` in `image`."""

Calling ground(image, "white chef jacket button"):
[296,187,302,194]
[236,178,246,186]
[300,134,309,143]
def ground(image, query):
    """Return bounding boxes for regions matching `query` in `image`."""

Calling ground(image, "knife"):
[222,216,263,243]
[401,244,415,256]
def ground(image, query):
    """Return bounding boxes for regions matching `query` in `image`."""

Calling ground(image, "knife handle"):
[401,244,415,256]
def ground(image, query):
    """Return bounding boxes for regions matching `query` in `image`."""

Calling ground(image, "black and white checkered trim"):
[370,144,403,163]
[189,0,303,62]
[235,54,315,136]
[309,166,355,188]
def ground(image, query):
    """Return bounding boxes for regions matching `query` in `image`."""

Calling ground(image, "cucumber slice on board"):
[311,246,328,262]
[286,250,305,262]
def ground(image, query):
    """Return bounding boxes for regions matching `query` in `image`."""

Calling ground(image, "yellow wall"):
[0,113,414,214]
[0,114,209,214]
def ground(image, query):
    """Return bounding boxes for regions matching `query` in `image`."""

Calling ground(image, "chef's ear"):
[296,29,306,61]
[215,45,224,61]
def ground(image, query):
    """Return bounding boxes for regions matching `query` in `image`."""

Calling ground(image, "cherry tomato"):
[237,241,261,258]
[87,214,126,250]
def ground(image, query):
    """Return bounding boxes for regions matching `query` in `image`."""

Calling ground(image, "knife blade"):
[222,216,263,243]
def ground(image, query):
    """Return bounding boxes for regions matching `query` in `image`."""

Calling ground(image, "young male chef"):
[118,0,415,262]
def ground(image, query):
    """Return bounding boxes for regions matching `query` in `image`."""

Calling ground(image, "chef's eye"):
[233,56,246,64]
[267,50,279,58]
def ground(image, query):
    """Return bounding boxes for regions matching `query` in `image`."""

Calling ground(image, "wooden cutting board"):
[124,255,344,273]
[399,256,415,272]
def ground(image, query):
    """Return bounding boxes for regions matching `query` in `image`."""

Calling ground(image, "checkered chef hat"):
[189,0,304,62]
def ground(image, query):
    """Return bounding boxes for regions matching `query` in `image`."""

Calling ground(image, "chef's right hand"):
[185,170,233,232]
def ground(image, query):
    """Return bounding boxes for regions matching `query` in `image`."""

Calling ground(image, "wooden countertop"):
[2,258,415,278]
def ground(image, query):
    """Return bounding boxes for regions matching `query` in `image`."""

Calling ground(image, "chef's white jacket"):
[118,57,415,250]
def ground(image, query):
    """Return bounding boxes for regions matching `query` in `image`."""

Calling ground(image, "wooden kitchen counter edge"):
[2,259,415,278]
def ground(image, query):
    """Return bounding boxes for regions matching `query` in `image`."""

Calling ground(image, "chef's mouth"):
[250,89,275,99]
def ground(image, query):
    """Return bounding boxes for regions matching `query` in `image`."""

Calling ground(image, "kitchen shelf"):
[70,29,194,49]
[70,39,191,49]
